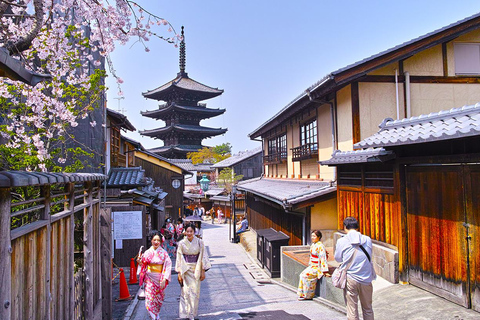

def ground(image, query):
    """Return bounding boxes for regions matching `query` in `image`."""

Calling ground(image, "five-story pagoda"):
[140,27,227,159]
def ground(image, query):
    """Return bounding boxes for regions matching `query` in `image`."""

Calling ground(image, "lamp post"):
[199,174,210,193]
[199,174,210,222]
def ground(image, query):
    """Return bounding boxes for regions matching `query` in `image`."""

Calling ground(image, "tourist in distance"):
[175,218,184,241]
[297,230,329,300]
[162,218,176,259]
[236,215,249,234]
[137,230,172,320]
[335,216,376,320]
[176,224,211,320]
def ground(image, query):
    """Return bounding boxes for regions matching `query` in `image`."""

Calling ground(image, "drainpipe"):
[405,71,411,118]
[395,69,400,120]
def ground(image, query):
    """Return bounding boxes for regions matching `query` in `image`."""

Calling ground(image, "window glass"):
[454,43,480,75]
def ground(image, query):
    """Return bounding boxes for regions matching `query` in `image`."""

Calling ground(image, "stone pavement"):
[124,222,344,320]
[124,222,480,320]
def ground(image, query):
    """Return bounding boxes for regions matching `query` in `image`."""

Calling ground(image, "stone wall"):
[280,245,346,306]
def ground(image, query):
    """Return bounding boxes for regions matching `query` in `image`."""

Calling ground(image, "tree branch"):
[6,0,44,55]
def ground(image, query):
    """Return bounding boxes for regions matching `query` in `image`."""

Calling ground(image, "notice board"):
[113,210,143,240]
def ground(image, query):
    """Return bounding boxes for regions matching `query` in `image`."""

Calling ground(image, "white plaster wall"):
[410,83,480,116]
[403,45,443,76]
[311,197,338,230]
[317,104,335,181]
[301,158,319,178]
[336,86,354,151]
[359,82,403,140]
[278,163,288,177]
[368,62,400,76]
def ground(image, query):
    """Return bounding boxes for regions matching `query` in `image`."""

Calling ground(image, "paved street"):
[125,222,344,320]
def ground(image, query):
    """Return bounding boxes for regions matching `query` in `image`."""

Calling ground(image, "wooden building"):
[244,13,480,247]
[140,27,227,159]
[119,136,192,220]
[323,103,480,312]
[211,146,263,181]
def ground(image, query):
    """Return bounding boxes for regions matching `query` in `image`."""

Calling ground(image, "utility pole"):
[113,96,125,114]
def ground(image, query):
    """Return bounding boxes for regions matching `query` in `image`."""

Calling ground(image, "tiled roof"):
[0,171,105,187]
[355,103,480,149]
[168,158,214,172]
[320,148,395,166]
[107,108,136,131]
[237,177,335,208]
[143,74,223,101]
[107,167,146,187]
[149,145,203,155]
[140,124,227,137]
[205,188,224,196]
[141,103,225,119]
[211,147,262,168]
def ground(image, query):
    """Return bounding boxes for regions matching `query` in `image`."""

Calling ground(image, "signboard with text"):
[113,211,143,240]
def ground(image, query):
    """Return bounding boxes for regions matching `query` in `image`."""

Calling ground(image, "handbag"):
[331,249,357,289]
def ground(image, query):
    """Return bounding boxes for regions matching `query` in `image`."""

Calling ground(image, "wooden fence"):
[0,172,111,320]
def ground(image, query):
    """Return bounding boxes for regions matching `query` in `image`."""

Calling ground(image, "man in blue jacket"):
[335,217,376,320]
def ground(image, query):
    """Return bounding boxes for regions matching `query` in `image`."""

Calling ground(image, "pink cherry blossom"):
[0,0,178,171]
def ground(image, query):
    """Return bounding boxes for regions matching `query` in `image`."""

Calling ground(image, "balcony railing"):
[263,152,287,165]
[291,143,318,161]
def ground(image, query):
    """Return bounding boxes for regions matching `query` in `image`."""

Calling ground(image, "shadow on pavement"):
[239,310,310,319]
[199,262,266,315]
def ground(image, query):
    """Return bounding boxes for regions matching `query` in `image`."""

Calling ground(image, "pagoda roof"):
[140,124,227,139]
[142,73,223,102]
[141,103,225,120]
[148,145,204,156]
[143,27,223,102]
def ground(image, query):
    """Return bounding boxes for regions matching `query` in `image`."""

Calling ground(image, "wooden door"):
[406,165,469,307]
[465,165,480,312]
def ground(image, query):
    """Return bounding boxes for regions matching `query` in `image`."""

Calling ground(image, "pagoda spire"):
[179,26,187,76]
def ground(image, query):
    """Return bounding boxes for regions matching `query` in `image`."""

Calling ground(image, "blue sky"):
[106,1,480,153]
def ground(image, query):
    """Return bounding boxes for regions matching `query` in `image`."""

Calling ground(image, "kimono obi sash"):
[184,254,199,263]
[147,264,163,273]
[310,253,319,264]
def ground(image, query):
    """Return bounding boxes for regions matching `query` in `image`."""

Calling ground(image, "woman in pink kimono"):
[138,231,172,319]
[176,224,211,320]
[297,230,329,300]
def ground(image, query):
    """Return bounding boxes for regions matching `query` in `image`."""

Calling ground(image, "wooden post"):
[67,183,75,319]
[0,188,12,320]
[40,185,52,319]
[84,181,94,319]
[100,207,112,319]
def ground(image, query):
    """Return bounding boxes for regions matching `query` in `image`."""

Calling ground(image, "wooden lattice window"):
[110,127,120,166]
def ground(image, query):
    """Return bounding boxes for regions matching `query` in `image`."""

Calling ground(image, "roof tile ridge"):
[380,103,480,130]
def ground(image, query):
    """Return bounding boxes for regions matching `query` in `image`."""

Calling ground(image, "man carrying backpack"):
[334,216,376,320]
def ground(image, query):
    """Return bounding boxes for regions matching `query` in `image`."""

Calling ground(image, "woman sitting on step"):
[297,230,329,300]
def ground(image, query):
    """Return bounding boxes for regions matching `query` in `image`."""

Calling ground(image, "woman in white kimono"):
[297,230,329,300]
[176,224,211,320]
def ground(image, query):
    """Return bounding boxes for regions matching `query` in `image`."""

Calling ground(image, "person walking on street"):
[335,216,376,320]
[176,224,211,320]
[297,230,329,300]
[137,230,172,320]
